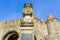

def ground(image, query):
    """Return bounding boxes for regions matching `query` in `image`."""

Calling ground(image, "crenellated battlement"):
[0,18,21,28]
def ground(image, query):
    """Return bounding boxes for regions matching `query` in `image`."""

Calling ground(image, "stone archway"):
[3,31,19,40]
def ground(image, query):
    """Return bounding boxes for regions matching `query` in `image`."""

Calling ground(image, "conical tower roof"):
[41,19,45,23]
[48,14,55,20]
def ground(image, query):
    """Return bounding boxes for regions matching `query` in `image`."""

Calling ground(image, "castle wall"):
[0,19,21,40]
[0,3,60,40]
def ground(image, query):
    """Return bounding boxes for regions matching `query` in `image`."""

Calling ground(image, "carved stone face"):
[23,3,33,14]
[23,7,33,14]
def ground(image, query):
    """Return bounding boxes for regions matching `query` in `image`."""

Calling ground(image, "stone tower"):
[46,14,60,40]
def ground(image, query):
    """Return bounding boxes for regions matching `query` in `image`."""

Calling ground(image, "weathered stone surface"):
[0,3,60,40]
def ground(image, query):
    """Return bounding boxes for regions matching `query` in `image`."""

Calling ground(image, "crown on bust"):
[24,3,33,8]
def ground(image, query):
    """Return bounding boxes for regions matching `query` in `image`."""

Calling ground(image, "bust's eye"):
[29,6,31,7]
[24,5,28,8]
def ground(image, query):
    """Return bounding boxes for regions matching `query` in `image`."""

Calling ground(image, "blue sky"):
[0,0,60,21]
